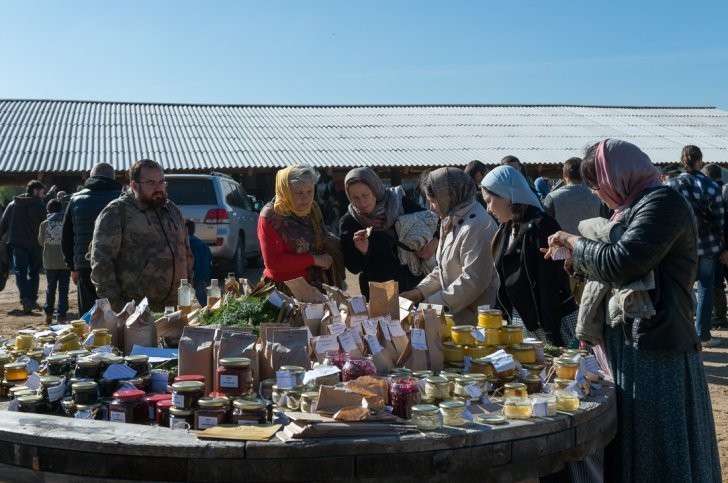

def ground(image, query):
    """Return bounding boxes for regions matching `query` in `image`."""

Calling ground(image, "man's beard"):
[141,191,167,208]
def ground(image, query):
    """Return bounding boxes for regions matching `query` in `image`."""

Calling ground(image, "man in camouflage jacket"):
[90,159,193,312]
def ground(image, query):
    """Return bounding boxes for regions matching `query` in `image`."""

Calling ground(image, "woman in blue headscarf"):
[481,165,578,347]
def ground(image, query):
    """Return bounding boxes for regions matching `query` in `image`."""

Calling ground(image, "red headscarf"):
[595,139,661,220]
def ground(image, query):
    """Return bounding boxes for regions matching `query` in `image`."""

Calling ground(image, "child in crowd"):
[38,199,70,324]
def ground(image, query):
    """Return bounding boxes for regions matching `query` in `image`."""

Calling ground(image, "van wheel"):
[233,235,247,277]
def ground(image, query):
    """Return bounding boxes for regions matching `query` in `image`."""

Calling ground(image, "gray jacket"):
[543,183,602,234]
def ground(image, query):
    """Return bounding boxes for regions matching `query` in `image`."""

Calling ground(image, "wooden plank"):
[186,455,356,482]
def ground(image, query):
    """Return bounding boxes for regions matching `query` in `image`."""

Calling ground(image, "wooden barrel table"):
[0,385,616,482]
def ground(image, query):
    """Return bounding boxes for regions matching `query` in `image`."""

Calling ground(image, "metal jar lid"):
[171,381,205,393]
[219,357,251,368]
[197,397,227,409]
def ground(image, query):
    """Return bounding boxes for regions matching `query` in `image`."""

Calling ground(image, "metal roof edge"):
[0,98,718,110]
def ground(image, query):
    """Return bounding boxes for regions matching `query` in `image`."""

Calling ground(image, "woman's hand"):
[313,254,333,269]
[416,238,438,260]
[542,230,580,260]
[400,288,424,303]
[353,229,369,254]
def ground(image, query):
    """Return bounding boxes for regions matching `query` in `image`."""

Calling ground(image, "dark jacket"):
[340,197,425,299]
[189,234,212,286]
[493,206,577,346]
[573,186,700,352]
[0,195,46,249]
[62,177,122,270]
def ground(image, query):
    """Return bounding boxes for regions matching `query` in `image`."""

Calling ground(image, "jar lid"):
[503,382,526,390]
[425,375,448,385]
[413,370,433,379]
[112,388,145,401]
[439,371,461,380]
[556,390,579,399]
[530,393,556,402]
[144,393,172,403]
[92,328,110,334]
[172,381,205,392]
[18,329,36,336]
[451,325,475,333]
[504,397,531,406]
[71,320,87,326]
[13,389,36,398]
[510,344,533,351]
[0,353,12,363]
[412,404,439,414]
[439,400,465,409]
[197,397,227,408]
[9,385,31,394]
[478,414,507,425]
[279,365,305,373]
[522,363,545,371]
[156,399,174,410]
[219,357,251,368]
[76,357,100,367]
[169,407,193,416]
[72,381,98,392]
[47,354,71,363]
[525,374,541,383]
[57,333,79,343]
[502,326,522,333]
[76,403,101,410]
[5,362,27,370]
[556,358,578,367]
[16,333,34,340]
[453,376,470,384]
[17,394,43,404]
[125,355,149,364]
[101,355,124,364]
[301,391,319,400]
[68,349,91,357]
[174,374,205,383]
[233,399,264,410]
[463,374,487,382]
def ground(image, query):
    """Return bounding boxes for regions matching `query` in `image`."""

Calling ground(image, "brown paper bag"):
[90,298,125,351]
[214,330,259,393]
[258,323,289,380]
[386,319,409,355]
[346,376,389,407]
[268,328,310,372]
[315,385,365,414]
[368,281,399,320]
[155,310,187,346]
[322,284,348,307]
[420,308,444,373]
[178,326,217,394]
[285,277,327,303]
[301,303,325,337]
[124,298,157,355]
[363,332,394,375]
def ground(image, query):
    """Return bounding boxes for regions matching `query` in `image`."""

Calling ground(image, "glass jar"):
[15,333,34,352]
[523,363,545,378]
[500,326,524,346]
[75,403,103,420]
[529,393,557,417]
[194,397,228,429]
[169,407,194,429]
[442,313,455,341]
[450,325,476,346]
[72,381,99,405]
[224,273,240,297]
[301,391,319,413]
[56,332,81,352]
[39,376,64,411]
[67,349,91,362]
[174,374,205,384]
[390,377,420,419]
[207,279,221,308]
[504,397,532,419]
[90,328,112,348]
[439,400,466,426]
[9,385,34,399]
[524,374,542,394]
[279,365,306,387]
[284,388,303,411]
[323,350,347,370]
[143,393,172,423]
[482,328,501,346]
[554,378,573,391]
[155,399,174,427]
[259,378,275,401]
[341,355,376,382]
[109,389,146,424]
[442,342,465,364]
[4,362,28,382]
[523,339,545,362]
[27,350,44,364]
[216,357,253,397]
[17,394,45,413]
[463,345,491,360]
[439,371,461,394]
[178,279,193,315]
[74,357,100,380]
[232,399,267,424]
[477,307,503,329]
[470,357,495,377]
[0,353,12,380]
[555,359,579,380]
[411,404,443,431]
[172,381,205,409]
[97,378,120,398]
[463,373,488,394]
[492,374,516,394]
[503,382,528,400]
[61,397,77,417]
[509,344,536,364]
[452,377,472,399]
[71,320,87,338]
[556,391,580,412]
[423,376,450,404]
[46,354,72,377]
[125,355,151,378]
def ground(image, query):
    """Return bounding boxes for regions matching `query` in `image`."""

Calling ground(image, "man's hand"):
[71,271,79,285]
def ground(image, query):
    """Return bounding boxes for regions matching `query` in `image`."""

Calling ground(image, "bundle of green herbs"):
[199,295,279,332]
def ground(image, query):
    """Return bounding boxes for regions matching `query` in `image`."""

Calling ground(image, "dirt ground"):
[0,274,726,478]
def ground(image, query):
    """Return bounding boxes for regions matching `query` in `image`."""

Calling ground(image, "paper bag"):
[178,326,217,394]
[368,281,399,320]
[258,323,289,380]
[301,303,325,337]
[346,375,389,407]
[311,334,340,363]
[285,277,327,303]
[364,333,394,375]
[322,284,348,307]
[124,298,157,355]
[267,328,310,373]
[315,385,365,414]
[155,310,187,346]
[90,298,125,351]
[214,330,259,392]
[420,308,444,372]
[386,319,409,355]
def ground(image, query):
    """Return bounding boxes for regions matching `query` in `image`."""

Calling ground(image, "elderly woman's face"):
[425,194,445,218]
[483,189,512,223]
[347,182,377,215]
[290,182,315,213]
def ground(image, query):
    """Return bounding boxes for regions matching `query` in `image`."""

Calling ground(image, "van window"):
[166,178,217,205]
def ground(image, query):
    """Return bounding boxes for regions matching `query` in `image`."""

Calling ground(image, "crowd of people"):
[0,139,723,482]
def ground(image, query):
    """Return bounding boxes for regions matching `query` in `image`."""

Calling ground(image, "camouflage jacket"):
[90,193,193,312]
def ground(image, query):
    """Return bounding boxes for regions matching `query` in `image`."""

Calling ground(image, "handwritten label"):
[25,373,42,390]
[197,415,219,429]
[328,322,347,337]
[47,381,66,402]
[276,370,296,389]
[339,330,359,353]
[304,303,325,320]
[314,335,340,354]
[465,383,482,399]
[362,319,379,337]
[76,409,94,420]
[173,394,185,407]
[580,355,599,376]
[109,410,126,423]
[532,400,548,417]
[220,374,239,389]
[411,328,428,350]
[350,296,367,315]
[378,317,392,341]
[387,320,406,338]
[366,335,383,355]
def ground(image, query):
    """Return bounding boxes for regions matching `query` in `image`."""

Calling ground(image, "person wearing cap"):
[62,162,122,315]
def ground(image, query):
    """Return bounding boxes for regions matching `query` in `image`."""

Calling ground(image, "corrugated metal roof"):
[1,99,727,173]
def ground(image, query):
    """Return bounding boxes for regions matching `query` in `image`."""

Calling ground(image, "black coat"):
[340,197,425,299]
[493,206,577,346]
[62,177,122,270]
[0,195,46,250]
[573,186,701,352]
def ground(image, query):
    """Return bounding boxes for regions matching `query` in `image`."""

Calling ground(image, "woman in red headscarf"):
[545,139,720,483]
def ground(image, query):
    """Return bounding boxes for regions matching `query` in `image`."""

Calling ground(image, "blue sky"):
[1,1,727,108]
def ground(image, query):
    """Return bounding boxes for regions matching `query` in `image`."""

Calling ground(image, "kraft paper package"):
[285,277,327,304]
[258,323,289,381]
[265,327,310,374]
[301,303,325,337]
[178,326,218,394]
[214,330,259,392]
[368,280,399,320]
[90,298,126,351]
[154,310,187,347]
[420,308,445,372]
[124,298,157,355]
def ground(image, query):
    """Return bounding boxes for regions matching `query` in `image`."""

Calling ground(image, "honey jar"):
[90,328,112,348]
[503,382,528,399]
[483,328,501,346]
[477,307,503,329]
[555,358,579,380]
[442,313,455,341]
[439,400,466,427]
[442,342,465,364]
[71,320,87,338]
[5,362,28,382]
[500,326,524,346]
[509,344,536,364]
[556,391,580,412]
[451,325,477,346]
[470,357,495,377]
[15,334,34,352]
[463,345,491,359]
[503,397,532,419]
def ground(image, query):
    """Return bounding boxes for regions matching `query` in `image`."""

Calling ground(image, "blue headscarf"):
[534,177,551,199]
[481,165,543,210]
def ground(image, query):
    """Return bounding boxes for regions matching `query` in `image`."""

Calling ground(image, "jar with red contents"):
[341,355,376,382]
[108,389,146,424]
[323,350,347,369]
[155,399,174,427]
[216,358,253,397]
[143,393,172,423]
[390,377,421,419]
[172,374,205,393]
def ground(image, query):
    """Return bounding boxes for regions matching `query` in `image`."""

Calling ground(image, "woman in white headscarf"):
[481,165,578,346]
[401,167,499,325]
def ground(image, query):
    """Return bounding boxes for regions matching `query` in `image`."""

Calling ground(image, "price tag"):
[532,400,548,417]
[471,328,485,343]
[276,370,296,389]
[109,410,126,423]
[580,355,599,376]
[378,317,392,341]
[387,321,406,338]
[220,374,239,389]
[304,303,325,320]
[328,322,347,337]
[196,415,219,429]
[47,381,67,402]
[350,296,367,315]
[103,363,137,381]
[315,335,340,354]
[25,373,42,390]
[365,335,383,355]
[411,328,428,351]
[362,319,378,337]
[465,383,482,399]
[339,330,359,353]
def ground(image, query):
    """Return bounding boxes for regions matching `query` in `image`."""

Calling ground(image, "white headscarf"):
[480,165,543,210]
